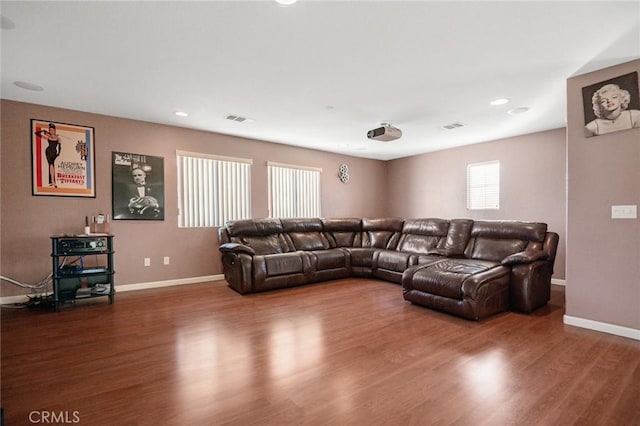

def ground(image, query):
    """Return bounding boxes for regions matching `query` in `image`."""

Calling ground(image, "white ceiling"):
[2,1,639,161]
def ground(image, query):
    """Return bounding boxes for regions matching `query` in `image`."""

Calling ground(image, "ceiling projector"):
[367,124,402,142]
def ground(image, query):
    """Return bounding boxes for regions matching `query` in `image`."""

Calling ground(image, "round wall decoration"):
[338,163,349,183]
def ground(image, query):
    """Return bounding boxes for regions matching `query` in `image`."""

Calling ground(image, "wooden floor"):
[2,279,639,426]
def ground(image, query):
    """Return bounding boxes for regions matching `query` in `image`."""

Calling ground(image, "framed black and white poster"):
[582,71,640,137]
[112,152,164,220]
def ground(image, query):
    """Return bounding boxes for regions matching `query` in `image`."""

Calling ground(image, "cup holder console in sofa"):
[218,218,559,320]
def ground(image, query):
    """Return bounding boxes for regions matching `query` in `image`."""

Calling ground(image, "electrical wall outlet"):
[144,257,151,267]
[163,256,170,265]
[611,205,637,219]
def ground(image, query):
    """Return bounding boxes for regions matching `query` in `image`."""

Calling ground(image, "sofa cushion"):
[362,218,404,249]
[346,248,376,267]
[281,218,330,251]
[408,259,501,300]
[442,219,473,255]
[227,218,283,236]
[322,218,362,231]
[226,218,289,255]
[398,234,440,253]
[465,221,548,262]
[323,217,363,248]
[432,258,501,271]
[310,249,349,270]
[397,218,449,254]
[281,218,322,232]
[374,249,412,272]
[329,231,358,247]
[470,238,528,262]
[470,220,547,242]
[288,232,330,251]
[240,235,285,255]
[262,253,305,276]
[402,218,449,236]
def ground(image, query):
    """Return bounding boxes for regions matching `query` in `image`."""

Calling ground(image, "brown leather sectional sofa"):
[218,217,559,320]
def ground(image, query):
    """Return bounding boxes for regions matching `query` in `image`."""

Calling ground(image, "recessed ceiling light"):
[490,98,509,106]
[13,81,44,91]
[507,107,530,115]
[275,0,297,5]
[174,111,189,117]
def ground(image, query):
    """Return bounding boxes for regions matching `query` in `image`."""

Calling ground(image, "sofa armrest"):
[219,242,255,256]
[401,265,430,292]
[221,252,254,294]
[501,249,548,266]
[510,261,553,312]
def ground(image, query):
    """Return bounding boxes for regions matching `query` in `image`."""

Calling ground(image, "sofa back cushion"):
[362,218,404,249]
[322,218,362,248]
[465,221,547,261]
[442,219,474,255]
[397,219,449,253]
[282,218,330,251]
[225,218,290,255]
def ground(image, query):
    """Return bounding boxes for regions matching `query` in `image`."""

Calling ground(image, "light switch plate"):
[611,205,637,219]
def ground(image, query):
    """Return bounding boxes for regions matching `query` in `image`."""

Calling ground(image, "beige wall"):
[0,100,388,296]
[0,99,571,299]
[566,59,640,330]
[386,128,567,279]
[3,62,636,332]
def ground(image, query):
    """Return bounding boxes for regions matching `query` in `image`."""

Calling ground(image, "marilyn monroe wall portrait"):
[582,71,640,137]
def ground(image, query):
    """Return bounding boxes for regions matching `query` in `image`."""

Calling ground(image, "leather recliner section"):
[218,217,560,320]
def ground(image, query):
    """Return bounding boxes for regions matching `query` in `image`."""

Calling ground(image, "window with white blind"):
[268,162,321,218]
[177,151,252,227]
[467,160,500,210]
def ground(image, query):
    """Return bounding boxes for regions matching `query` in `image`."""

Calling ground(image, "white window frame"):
[267,161,322,218]
[467,160,500,210]
[177,150,252,227]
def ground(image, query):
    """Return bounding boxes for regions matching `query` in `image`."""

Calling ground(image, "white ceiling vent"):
[442,122,465,130]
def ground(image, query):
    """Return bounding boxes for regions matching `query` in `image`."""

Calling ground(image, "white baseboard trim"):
[116,274,224,293]
[551,278,566,286]
[563,315,640,341]
[0,294,39,305]
[0,275,225,305]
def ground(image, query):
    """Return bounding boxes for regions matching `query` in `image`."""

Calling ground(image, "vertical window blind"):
[467,160,500,210]
[177,151,252,227]
[268,162,322,218]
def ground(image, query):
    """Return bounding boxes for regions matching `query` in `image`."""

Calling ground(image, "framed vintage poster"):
[112,151,164,220]
[31,119,96,197]
[582,71,640,137]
